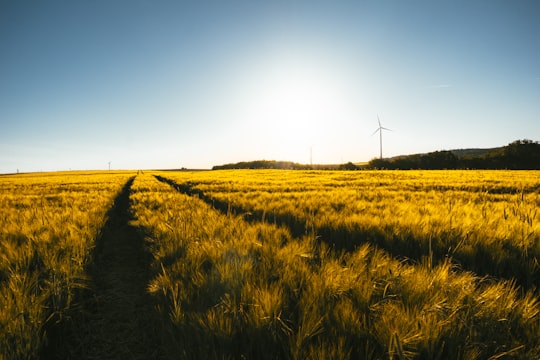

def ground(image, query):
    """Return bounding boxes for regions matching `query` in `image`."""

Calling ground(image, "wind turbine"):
[372,115,391,159]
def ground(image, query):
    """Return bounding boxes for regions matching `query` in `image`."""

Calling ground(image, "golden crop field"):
[0,171,135,359]
[1,170,539,359]
[159,170,540,290]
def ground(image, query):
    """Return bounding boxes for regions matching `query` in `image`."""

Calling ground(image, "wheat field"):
[1,170,539,359]
[0,171,135,359]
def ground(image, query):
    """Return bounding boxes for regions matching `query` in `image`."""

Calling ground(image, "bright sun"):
[240,56,352,161]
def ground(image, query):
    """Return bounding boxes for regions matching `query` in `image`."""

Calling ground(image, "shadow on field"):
[52,176,164,359]
[155,175,540,292]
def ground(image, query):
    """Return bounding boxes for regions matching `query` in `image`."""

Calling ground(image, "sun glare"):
[240,56,353,161]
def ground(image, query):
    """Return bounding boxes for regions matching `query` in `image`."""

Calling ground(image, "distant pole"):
[372,115,391,160]
[379,129,383,160]
[108,161,111,171]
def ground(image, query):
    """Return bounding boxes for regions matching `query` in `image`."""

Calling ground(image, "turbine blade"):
[381,127,392,131]
[372,128,380,136]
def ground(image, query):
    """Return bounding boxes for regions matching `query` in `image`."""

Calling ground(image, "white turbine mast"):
[372,115,391,159]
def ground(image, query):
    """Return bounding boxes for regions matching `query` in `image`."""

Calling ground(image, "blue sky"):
[1,0,539,172]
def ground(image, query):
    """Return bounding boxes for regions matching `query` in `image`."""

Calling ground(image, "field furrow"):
[58,176,164,359]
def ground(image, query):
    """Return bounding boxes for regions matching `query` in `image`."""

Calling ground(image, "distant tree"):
[419,151,458,169]
[368,158,390,169]
[339,162,358,170]
[503,139,540,169]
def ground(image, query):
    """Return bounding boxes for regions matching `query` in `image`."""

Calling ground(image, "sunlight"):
[241,56,352,160]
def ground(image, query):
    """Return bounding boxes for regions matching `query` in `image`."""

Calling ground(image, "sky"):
[1,0,539,172]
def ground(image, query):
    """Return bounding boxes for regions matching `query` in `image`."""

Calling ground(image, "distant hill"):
[387,147,501,162]
[212,140,540,171]
[450,147,502,158]
[369,140,540,170]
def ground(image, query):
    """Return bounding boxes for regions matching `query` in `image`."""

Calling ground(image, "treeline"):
[368,139,540,170]
[212,160,345,170]
[211,140,540,171]
[213,160,301,170]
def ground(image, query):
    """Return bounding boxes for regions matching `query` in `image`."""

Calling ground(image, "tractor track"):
[54,176,164,359]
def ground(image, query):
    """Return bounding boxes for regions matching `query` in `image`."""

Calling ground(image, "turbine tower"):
[372,115,391,159]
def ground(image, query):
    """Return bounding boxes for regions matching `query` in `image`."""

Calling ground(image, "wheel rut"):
[58,176,163,359]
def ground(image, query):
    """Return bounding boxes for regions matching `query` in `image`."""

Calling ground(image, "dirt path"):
[57,176,164,359]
